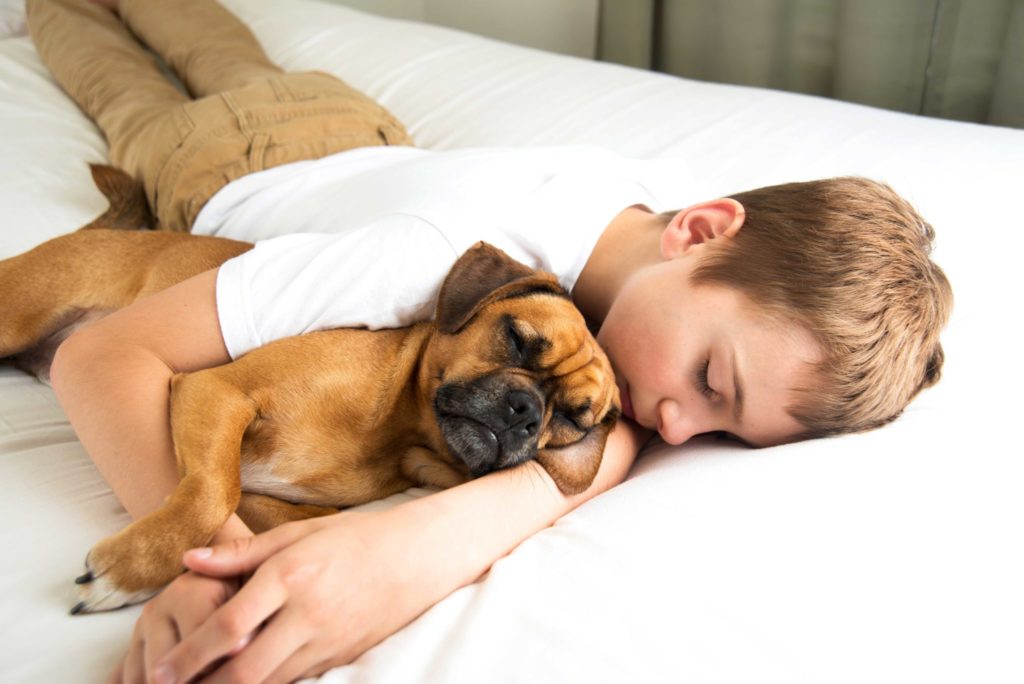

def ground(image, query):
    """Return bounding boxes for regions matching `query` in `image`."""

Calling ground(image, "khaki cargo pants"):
[26,0,413,232]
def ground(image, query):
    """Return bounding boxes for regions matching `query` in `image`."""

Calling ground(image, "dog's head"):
[425,242,620,495]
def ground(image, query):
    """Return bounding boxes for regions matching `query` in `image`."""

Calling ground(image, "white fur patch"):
[74,573,157,614]
[240,455,312,502]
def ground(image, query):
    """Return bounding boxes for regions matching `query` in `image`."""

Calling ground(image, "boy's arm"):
[154,417,650,683]
[427,415,648,568]
[50,268,252,542]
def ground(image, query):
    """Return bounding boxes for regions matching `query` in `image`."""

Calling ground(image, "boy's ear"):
[661,198,745,258]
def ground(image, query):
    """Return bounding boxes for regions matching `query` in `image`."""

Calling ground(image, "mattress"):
[1,0,1022,682]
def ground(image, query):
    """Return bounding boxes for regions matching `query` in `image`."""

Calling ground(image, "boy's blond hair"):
[690,177,952,439]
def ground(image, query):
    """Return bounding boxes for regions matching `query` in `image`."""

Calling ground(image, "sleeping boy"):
[26,0,952,681]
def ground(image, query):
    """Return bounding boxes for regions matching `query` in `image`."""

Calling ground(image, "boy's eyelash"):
[696,359,716,399]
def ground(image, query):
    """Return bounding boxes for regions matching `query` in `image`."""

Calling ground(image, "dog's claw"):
[72,548,160,613]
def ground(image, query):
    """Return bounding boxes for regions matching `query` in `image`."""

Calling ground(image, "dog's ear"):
[436,242,565,334]
[535,412,618,496]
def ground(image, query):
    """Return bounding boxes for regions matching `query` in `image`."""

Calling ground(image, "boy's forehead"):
[727,286,814,344]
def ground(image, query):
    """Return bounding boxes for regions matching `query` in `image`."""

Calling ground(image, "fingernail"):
[186,547,212,560]
[153,664,176,684]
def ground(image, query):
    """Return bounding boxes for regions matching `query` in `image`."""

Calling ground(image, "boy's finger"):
[118,624,144,684]
[203,613,310,684]
[143,617,180,682]
[270,648,346,684]
[153,571,288,684]
[183,522,308,575]
[105,653,126,684]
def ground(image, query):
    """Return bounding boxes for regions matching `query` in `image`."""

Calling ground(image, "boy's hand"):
[108,570,243,684]
[148,510,435,684]
[117,422,643,684]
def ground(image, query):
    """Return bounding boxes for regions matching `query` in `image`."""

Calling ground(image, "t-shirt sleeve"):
[215,214,457,359]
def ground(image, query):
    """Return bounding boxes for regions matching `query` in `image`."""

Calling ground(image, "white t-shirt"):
[193,145,692,359]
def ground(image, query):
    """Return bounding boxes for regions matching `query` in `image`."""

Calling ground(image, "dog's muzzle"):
[433,375,543,477]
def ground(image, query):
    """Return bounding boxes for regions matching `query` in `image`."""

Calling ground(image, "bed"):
[1,0,1022,682]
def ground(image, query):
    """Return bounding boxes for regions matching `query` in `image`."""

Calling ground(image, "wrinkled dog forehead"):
[462,294,587,360]
[479,292,586,337]
[469,294,619,417]
[434,298,562,376]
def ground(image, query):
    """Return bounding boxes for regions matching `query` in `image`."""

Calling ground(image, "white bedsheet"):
[1,0,1021,682]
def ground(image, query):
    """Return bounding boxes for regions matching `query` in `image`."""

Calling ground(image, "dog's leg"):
[0,242,117,362]
[0,231,157,379]
[236,493,338,534]
[0,231,249,379]
[73,369,257,613]
[401,446,470,489]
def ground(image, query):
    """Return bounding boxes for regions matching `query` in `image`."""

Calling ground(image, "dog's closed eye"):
[545,405,592,446]
[506,320,527,362]
[502,315,552,368]
[553,410,584,431]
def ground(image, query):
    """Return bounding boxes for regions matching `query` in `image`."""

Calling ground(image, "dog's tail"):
[79,164,156,231]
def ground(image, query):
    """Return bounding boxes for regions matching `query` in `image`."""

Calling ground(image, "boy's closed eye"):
[697,357,753,447]
[696,358,716,399]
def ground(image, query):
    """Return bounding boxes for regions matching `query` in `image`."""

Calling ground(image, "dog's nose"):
[506,390,541,438]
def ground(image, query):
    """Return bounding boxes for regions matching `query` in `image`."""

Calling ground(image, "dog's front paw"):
[71,558,159,615]
[71,526,185,614]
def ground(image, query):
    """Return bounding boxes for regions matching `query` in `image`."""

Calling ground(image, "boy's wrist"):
[384,438,639,593]
[377,463,563,594]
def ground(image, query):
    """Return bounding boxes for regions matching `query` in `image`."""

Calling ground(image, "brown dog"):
[0,166,619,613]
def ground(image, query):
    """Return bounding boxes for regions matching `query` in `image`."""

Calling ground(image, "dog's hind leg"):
[0,235,132,379]
[236,493,338,534]
[0,229,248,380]
[0,253,105,369]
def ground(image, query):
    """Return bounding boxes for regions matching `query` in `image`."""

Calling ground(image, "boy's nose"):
[657,399,700,445]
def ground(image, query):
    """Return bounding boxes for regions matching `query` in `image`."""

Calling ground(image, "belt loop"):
[248,132,271,172]
[223,91,269,172]
[221,92,251,137]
